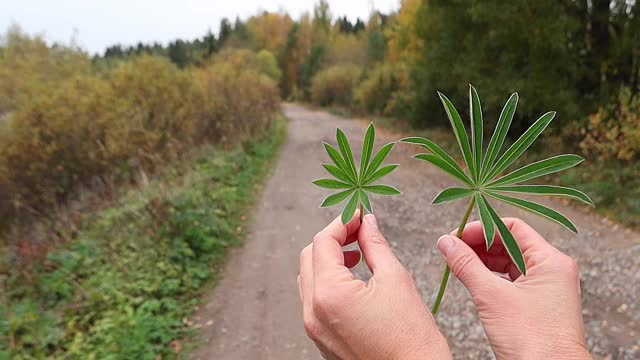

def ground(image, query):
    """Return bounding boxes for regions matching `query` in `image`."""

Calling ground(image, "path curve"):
[192,103,640,360]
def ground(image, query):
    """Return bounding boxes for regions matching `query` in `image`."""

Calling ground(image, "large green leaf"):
[488,154,583,187]
[341,192,360,224]
[482,93,518,179]
[485,201,527,275]
[414,154,473,186]
[486,191,578,233]
[320,189,356,207]
[322,164,355,185]
[336,129,359,182]
[323,142,356,183]
[484,111,556,182]
[469,85,483,182]
[432,188,474,204]
[364,164,398,185]
[360,123,375,177]
[475,193,496,250]
[358,189,372,213]
[488,185,594,206]
[364,142,395,180]
[438,92,476,180]
[363,185,401,195]
[312,179,353,189]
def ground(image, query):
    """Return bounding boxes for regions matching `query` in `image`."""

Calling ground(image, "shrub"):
[310,64,362,107]
[578,87,640,162]
[353,63,411,116]
[256,49,283,81]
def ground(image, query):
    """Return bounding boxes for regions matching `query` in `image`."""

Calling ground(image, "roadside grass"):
[369,115,639,229]
[0,117,287,359]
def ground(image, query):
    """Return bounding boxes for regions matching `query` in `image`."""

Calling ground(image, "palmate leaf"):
[315,124,400,224]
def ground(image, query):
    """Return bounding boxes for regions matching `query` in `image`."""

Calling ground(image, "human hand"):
[298,213,451,360]
[437,218,592,360]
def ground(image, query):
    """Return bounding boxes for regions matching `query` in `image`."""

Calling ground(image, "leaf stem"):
[359,202,364,223]
[431,196,476,315]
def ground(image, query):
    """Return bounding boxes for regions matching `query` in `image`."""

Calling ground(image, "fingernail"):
[437,235,456,256]
[365,214,377,226]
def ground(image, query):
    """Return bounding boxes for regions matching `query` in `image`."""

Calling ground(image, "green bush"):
[354,63,411,116]
[310,64,362,107]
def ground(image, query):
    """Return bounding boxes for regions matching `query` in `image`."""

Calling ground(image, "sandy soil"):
[191,103,640,360]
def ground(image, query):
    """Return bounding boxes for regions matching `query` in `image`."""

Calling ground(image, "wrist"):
[397,332,451,360]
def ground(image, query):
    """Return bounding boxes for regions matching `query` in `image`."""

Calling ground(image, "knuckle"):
[299,245,311,261]
[453,251,476,276]
[368,232,388,247]
[312,288,338,319]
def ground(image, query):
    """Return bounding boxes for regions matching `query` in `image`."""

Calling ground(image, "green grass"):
[0,117,287,359]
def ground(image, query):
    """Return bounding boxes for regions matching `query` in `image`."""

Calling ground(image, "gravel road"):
[192,103,640,360]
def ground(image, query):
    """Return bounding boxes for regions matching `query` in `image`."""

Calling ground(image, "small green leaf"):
[322,164,355,185]
[482,92,518,179]
[438,92,476,180]
[336,129,359,182]
[364,164,398,185]
[488,185,594,206]
[485,201,527,275]
[360,123,375,177]
[400,137,467,176]
[320,189,356,207]
[341,192,360,224]
[469,85,483,182]
[312,179,353,189]
[323,143,350,174]
[488,154,584,187]
[432,188,474,204]
[486,191,578,233]
[358,189,372,213]
[475,193,496,249]
[484,111,556,182]
[364,142,395,179]
[363,185,401,195]
[414,154,473,186]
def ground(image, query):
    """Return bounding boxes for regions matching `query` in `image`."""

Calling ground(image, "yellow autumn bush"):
[310,64,362,107]
[579,87,640,162]
[354,62,411,116]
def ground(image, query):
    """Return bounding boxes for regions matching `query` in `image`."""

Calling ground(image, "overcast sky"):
[2,0,400,55]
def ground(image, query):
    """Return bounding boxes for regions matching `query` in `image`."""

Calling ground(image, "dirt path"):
[192,103,640,360]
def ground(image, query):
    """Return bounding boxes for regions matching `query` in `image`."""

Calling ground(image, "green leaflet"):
[341,192,359,224]
[336,129,359,182]
[432,188,474,204]
[312,179,353,189]
[470,85,483,183]
[365,142,395,179]
[482,92,518,179]
[488,185,594,206]
[438,92,476,180]
[323,142,356,183]
[363,185,401,195]
[486,191,578,233]
[485,200,527,275]
[320,189,355,207]
[475,193,496,250]
[488,154,584,187]
[322,164,354,185]
[414,154,473,186]
[358,189,372,213]
[360,123,375,177]
[400,137,464,173]
[364,164,398,185]
[484,111,556,182]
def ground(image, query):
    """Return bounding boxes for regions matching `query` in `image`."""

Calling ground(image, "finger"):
[358,214,403,274]
[343,249,361,269]
[437,235,496,293]
[312,214,361,284]
[297,275,303,304]
[299,244,314,306]
[453,218,552,254]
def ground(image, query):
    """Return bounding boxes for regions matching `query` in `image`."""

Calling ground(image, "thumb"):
[437,235,493,293]
[358,214,403,274]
